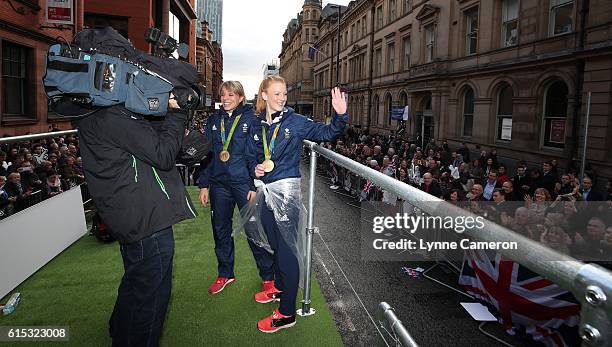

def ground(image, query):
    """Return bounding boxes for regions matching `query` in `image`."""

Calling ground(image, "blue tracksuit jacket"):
[245,107,348,183]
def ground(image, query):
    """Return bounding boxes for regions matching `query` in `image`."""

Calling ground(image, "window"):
[356,20,361,38]
[375,48,382,76]
[403,0,413,14]
[2,41,33,119]
[306,28,310,42]
[425,25,435,62]
[402,36,411,70]
[465,8,479,55]
[387,43,395,74]
[362,16,367,36]
[550,0,573,36]
[196,59,203,72]
[543,81,568,148]
[373,95,380,125]
[385,94,393,126]
[400,91,408,108]
[376,5,383,30]
[462,88,474,136]
[345,30,349,47]
[502,0,519,47]
[389,0,397,22]
[496,84,513,141]
[351,24,356,42]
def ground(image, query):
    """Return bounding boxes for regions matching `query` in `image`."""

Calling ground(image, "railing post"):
[378,302,419,347]
[297,144,318,317]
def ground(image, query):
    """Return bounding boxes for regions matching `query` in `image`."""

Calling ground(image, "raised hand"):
[331,87,347,115]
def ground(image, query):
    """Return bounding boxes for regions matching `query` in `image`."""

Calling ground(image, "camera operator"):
[75,94,197,346]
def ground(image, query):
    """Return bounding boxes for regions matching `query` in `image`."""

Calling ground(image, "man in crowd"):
[483,170,502,201]
[420,172,442,198]
[581,175,604,202]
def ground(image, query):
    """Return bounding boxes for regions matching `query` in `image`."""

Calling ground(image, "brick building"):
[85,0,197,65]
[0,0,85,135]
[305,0,612,179]
[196,21,214,111]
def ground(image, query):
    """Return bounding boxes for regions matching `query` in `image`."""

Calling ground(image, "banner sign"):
[46,0,74,25]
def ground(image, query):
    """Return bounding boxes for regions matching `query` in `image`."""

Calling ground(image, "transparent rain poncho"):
[233,177,307,287]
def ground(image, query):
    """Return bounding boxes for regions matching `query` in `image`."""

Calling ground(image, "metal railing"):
[300,140,612,347]
[377,302,419,347]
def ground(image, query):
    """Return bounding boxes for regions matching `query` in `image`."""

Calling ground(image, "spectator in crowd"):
[557,173,576,196]
[44,170,63,198]
[420,172,442,198]
[502,180,521,202]
[541,161,558,194]
[497,164,510,184]
[444,189,462,205]
[484,157,497,176]
[469,184,485,201]
[469,159,484,183]
[457,142,470,162]
[574,217,607,260]
[513,165,531,195]
[540,226,572,254]
[17,160,42,192]
[525,187,552,224]
[483,170,502,201]
[0,175,10,219]
[581,175,604,202]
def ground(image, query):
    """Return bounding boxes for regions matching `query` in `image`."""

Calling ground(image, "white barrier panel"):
[0,187,87,299]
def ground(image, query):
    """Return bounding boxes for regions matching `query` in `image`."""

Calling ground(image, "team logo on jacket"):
[212,124,217,131]
[242,123,248,133]
[253,134,259,141]
[148,98,160,111]
[284,128,291,138]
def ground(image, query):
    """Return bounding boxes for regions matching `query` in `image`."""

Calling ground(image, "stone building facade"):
[306,0,612,179]
[279,0,326,117]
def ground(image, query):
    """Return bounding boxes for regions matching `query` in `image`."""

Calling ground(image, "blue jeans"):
[110,227,174,347]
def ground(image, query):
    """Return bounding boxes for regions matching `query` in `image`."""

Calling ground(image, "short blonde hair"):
[219,81,246,106]
[256,75,286,114]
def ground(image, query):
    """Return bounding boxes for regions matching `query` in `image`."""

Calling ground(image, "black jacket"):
[77,105,197,244]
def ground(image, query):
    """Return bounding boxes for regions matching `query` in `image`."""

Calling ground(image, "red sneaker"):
[257,310,296,333]
[255,286,281,303]
[208,277,236,294]
[262,280,276,292]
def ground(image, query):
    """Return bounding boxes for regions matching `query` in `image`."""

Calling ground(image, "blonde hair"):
[256,75,286,115]
[219,81,246,106]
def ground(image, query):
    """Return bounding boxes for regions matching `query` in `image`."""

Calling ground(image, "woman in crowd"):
[244,75,347,333]
[198,81,274,295]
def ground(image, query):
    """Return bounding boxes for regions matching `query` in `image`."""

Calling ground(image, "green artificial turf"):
[0,187,342,346]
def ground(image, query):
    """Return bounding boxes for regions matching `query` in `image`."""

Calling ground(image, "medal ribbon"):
[220,114,242,152]
[262,125,280,160]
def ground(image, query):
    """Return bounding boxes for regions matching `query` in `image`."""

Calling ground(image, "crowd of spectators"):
[324,127,612,264]
[0,133,84,220]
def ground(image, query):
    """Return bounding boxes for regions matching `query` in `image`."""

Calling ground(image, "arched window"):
[462,87,474,136]
[385,93,393,127]
[399,91,408,107]
[543,80,568,148]
[373,95,380,125]
[496,84,513,141]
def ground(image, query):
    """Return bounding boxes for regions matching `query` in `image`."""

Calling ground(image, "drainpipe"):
[569,0,589,166]
[366,0,375,133]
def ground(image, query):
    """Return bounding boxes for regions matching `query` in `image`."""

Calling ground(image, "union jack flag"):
[359,180,373,202]
[459,250,581,347]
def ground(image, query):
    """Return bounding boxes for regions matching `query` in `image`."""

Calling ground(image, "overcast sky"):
[222,0,351,99]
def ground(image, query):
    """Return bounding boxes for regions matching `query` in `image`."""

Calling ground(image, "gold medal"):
[262,159,275,173]
[219,150,230,162]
